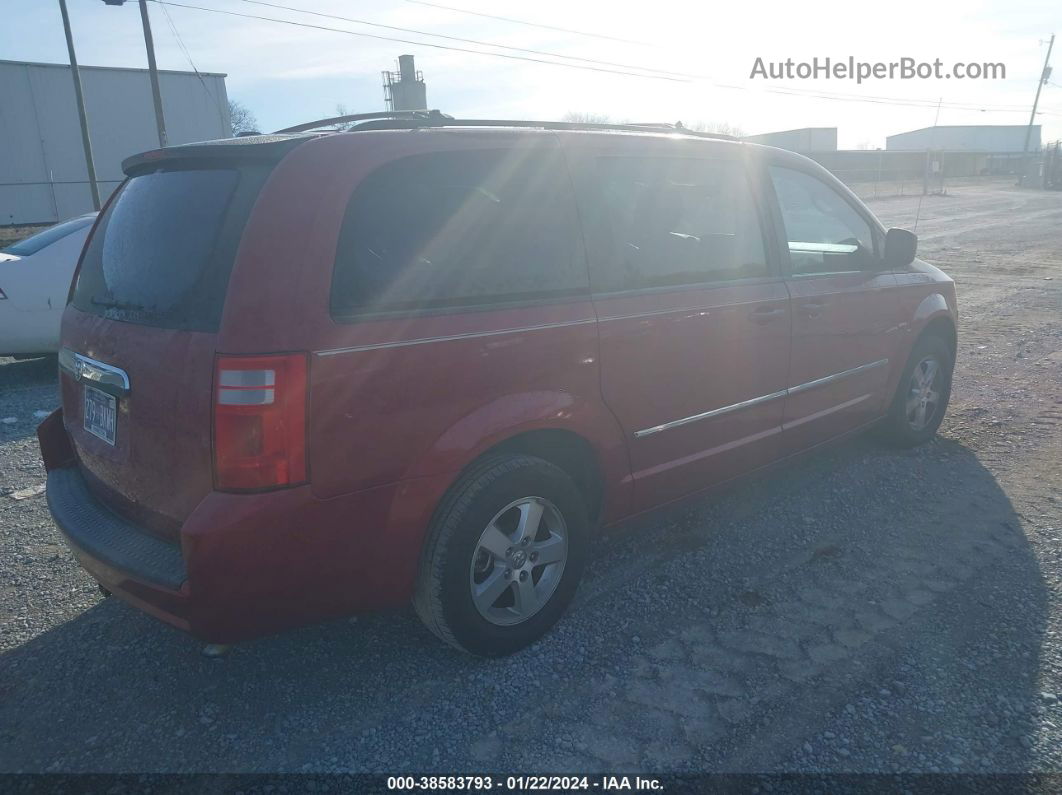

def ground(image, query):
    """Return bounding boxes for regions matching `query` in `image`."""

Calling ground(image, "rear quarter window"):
[330,147,588,318]
[72,166,265,331]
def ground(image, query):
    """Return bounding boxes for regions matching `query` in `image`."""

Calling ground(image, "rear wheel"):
[413,454,588,656]
[878,334,954,447]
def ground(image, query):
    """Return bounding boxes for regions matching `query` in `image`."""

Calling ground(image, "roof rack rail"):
[274,109,452,134]
[434,119,736,140]
[274,111,736,141]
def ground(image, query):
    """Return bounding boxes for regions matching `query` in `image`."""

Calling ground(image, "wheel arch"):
[875,303,956,447]
[481,428,605,523]
[400,390,633,527]
[919,314,958,359]
[410,428,597,656]
[911,293,957,351]
[882,294,957,416]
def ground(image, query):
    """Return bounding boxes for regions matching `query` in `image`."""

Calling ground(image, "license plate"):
[84,386,117,445]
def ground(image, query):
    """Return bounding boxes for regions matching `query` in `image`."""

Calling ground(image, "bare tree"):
[332,104,361,131]
[561,112,744,136]
[684,120,746,137]
[228,99,259,136]
[562,111,621,124]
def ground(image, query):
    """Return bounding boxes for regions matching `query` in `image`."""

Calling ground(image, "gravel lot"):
[1,183,1060,774]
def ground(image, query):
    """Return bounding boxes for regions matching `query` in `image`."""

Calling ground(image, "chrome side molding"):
[59,348,131,397]
[785,359,888,396]
[634,358,888,438]
[633,390,788,438]
[315,318,598,357]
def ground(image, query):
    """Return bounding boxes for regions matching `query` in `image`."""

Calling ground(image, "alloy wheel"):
[469,497,568,626]
[906,355,943,432]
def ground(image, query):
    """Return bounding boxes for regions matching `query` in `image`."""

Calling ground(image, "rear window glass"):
[2,215,95,256]
[330,148,587,317]
[72,167,256,331]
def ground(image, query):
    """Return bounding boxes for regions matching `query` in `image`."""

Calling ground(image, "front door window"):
[768,166,877,276]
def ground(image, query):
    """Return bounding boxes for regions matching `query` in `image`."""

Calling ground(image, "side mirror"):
[884,228,917,269]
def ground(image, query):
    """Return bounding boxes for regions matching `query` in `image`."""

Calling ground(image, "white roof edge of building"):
[0,58,226,79]
[747,126,837,136]
[887,124,1039,137]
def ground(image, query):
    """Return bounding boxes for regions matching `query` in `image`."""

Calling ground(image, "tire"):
[413,454,588,657]
[877,333,954,447]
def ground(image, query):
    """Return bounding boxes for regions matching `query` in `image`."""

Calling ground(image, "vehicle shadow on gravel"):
[0,435,1048,773]
[0,356,57,390]
[0,357,58,443]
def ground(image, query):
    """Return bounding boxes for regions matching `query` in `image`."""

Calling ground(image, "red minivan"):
[38,116,957,656]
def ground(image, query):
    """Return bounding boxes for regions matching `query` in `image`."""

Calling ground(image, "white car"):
[1,213,97,357]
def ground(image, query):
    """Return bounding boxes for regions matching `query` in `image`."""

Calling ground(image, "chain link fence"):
[806,149,1045,200]
[1044,141,1062,190]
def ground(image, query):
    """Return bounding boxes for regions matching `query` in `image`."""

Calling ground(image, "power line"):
[239,0,1042,112]
[232,0,690,79]
[146,0,688,82]
[229,0,1059,112]
[401,0,1060,116]
[157,0,230,127]
[402,0,656,47]
[147,0,1062,116]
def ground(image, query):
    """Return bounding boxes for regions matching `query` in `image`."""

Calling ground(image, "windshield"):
[2,215,96,256]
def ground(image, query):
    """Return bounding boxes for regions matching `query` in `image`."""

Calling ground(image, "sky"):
[2,0,1060,148]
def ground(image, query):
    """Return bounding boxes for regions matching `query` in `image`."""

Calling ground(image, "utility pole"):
[102,0,168,147]
[1019,33,1054,187]
[57,0,101,210]
[137,0,168,147]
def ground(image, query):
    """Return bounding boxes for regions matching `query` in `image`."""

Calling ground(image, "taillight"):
[213,353,308,491]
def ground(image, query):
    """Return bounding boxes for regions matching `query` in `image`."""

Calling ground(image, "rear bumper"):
[46,465,196,633]
[47,467,187,589]
[40,411,454,643]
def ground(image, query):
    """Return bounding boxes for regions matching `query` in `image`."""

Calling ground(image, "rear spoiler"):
[121,134,320,176]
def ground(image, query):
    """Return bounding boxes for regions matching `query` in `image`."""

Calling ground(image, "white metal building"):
[743,127,838,153]
[886,125,1041,153]
[1,59,231,226]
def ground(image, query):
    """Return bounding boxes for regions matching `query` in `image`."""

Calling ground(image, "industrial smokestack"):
[383,55,428,111]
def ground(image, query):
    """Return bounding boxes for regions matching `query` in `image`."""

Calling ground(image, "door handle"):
[750,307,786,324]
[798,302,826,318]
